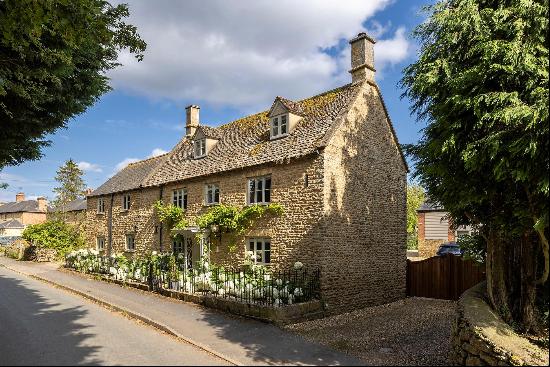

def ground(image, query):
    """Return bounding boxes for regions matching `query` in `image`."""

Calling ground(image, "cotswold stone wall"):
[320,81,407,313]
[450,282,548,366]
[160,155,324,269]
[85,188,161,257]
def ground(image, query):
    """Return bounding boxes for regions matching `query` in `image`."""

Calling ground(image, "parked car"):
[436,241,463,256]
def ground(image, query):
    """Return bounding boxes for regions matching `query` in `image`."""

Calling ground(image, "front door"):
[173,235,201,270]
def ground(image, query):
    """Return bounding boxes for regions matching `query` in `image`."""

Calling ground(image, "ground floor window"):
[248,238,271,264]
[96,237,105,251]
[125,234,135,251]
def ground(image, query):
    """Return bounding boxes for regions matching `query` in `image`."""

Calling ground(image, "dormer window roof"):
[268,97,303,140]
[192,126,219,159]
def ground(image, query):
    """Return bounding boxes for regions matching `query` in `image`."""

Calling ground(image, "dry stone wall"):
[450,282,548,366]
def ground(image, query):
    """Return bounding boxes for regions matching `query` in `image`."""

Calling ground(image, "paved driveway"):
[286,297,456,366]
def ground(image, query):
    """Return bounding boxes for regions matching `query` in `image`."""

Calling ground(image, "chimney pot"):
[85,188,94,196]
[16,192,25,202]
[185,105,200,137]
[349,32,376,83]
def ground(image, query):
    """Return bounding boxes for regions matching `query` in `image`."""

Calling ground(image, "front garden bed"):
[64,249,324,324]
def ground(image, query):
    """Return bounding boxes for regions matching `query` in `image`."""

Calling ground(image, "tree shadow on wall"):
[0,273,102,366]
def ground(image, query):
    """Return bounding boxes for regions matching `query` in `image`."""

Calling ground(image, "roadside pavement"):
[0,256,364,366]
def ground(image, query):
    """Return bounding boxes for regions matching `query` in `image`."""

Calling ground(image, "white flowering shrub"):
[66,251,319,307]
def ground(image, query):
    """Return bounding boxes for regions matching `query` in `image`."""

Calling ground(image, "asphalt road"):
[0,266,229,366]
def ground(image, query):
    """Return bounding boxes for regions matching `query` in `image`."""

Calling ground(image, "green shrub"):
[22,220,85,258]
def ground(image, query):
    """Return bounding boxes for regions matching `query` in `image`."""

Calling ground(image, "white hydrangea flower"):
[294,288,303,297]
[152,251,158,255]
[293,261,304,270]
[288,294,294,305]
[275,279,283,286]
[273,298,283,307]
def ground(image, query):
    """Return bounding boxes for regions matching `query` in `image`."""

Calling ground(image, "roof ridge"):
[126,153,169,168]
[216,83,353,131]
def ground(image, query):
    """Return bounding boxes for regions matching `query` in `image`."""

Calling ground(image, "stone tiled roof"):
[89,154,168,197]
[145,83,361,186]
[0,200,43,214]
[271,96,305,116]
[0,219,24,229]
[49,198,87,212]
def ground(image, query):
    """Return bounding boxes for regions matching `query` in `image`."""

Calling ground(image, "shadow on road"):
[0,273,102,366]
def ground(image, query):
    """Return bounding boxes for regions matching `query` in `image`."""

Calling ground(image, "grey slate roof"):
[90,154,168,197]
[417,199,445,212]
[0,200,43,214]
[145,83,360,186]
[0,219,24,229]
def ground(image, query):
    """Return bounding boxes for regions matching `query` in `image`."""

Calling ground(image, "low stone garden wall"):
[450,282,548,366]
[1,240,57,262]
[63,268,325,325]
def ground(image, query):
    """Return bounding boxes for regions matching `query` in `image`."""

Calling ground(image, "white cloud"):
[149,148,168,158]
[114,158,140,172]
[109,0,412,109]
[77,161,103,173]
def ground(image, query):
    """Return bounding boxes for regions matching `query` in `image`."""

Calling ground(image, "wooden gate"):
[406,254,485,300]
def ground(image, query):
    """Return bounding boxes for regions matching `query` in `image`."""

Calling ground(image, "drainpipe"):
[108,194,114,256]
[159,186,163,252]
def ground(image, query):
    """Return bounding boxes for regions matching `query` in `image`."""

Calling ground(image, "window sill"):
[96,212,105,215]
[121,209,130,213]
[203,203,220,207]
[245,202,271,206]
[124,249,136,253]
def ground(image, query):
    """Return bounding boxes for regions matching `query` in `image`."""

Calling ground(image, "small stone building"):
[417,201,473,258]
[86,32,408,313]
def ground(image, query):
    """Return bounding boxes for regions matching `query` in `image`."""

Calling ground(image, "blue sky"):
[0,0,431,202]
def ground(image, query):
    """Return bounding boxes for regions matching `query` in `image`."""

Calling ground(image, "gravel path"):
[285,297,456,366]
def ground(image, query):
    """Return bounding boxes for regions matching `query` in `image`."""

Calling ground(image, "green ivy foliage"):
[196,203,284,234]
[154,201,188,231]
[22,220,85,258]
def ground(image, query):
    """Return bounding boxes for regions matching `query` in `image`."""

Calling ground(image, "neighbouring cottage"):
[417,200,473,258]
[0,192,49,243]
[48,189,93,228]
[86,32,408,313]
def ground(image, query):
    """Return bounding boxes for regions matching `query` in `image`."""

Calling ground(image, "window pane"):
[265,188,270,203]
[265,177,271,190]
[265,251,271,264]
[214,187,219,203]
[281,116,287,134]
[265,241,271,250]
[183,192,188,209]
[257,241,263,251]
[248,180,255,203]
[249,241,254,251]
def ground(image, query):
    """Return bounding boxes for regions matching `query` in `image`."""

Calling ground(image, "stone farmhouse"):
[86,33,408,312]
[0,193,48,241]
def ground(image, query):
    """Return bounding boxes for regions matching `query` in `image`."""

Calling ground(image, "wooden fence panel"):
[406,254,485,300]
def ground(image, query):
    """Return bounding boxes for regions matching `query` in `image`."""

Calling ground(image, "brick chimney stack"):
[37,197,47,211]
[185,105,200,137]
[349,32,376,83]
[85,188,94,196]
[15,192,25,202]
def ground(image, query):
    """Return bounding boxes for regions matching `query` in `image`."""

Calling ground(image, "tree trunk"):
[486,231,540,333]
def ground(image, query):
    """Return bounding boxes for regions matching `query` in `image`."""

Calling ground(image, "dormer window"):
[194,138,206,158]
[271,115,288,139]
